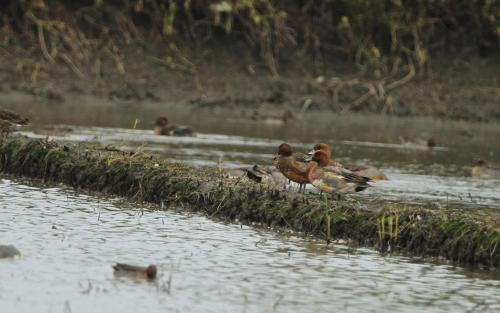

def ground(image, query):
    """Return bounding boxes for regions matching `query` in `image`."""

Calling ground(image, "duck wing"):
[113,263,146,272]
[293,152,309,163]
[324,165,372,184]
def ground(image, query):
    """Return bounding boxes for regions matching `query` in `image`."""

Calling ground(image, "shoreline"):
[1,137,499,270]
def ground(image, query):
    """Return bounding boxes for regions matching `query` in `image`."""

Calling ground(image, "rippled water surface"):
[6,98,499,209]
[17,119,500,209]
[2,99,500,312]
[1,178,500,313]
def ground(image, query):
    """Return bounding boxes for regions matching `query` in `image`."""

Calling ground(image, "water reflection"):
[1,178,500,313]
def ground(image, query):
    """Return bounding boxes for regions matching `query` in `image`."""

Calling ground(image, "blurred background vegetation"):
[1,0,498,77]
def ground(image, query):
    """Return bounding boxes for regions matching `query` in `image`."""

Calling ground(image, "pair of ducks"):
[274,143,387,196]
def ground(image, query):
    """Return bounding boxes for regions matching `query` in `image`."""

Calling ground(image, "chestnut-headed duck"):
[471,159,500,179]
[258,109,294,126]
[244,164,288,187]
[311,143,388,181]
[154,116,193,136]
[399,136,437,151]
[112,263,157,279]
[307,150,371,195]
[0,108,29,138]
[310,143,343,167]
[274,143,310,192]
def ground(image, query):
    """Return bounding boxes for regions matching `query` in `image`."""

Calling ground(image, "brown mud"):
[1,41,499,122]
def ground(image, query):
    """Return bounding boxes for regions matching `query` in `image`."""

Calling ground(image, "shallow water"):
[1,178,500,313]
[5,96,499,210]
[17,116,500,209]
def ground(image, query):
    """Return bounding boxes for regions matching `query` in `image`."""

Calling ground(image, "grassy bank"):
[1,137,499,269]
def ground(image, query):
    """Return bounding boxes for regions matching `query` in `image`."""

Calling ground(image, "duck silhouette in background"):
[253,109,294,126]
[0,108,29,138]
[154,116,193,136]
[399,136,437,151]
[471,159,500,179]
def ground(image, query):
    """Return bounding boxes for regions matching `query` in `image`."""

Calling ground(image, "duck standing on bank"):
[0,108,29,138]
[307,150,372,196]
[311,143,388,181]
[274,143,310,192]
[154,116,193,136]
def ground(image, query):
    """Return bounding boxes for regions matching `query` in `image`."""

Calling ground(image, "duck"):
[0,245,21,259]
[256,109,294,126]
[274,143,310,192]
[311,143,388,181]
[344,164,388,181]
[399,136,437,151]
[243,164,288,187]
[112,263,157,279]
[154,116,193,136]
[471,159,500,179]
[0,108,29,138]
[307,150,371,196]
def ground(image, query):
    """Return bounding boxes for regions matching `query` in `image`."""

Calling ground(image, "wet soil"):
[0,41,499,122]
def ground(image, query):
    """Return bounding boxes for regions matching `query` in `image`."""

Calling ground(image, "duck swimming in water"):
[254,109,294,126]
[471,159,500,179]
[112,263,157,279]
[399,136,437,151]
[311,143,388,181]
[154,116,193,136]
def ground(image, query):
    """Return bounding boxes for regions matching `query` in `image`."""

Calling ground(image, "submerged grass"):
[1,137,499,269]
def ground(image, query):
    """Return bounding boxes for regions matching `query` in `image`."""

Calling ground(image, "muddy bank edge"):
[1,137,499,269]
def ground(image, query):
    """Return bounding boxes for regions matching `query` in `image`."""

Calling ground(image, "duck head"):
[310,143,332,158]
[312,150,330,167]
[277,143,293,157]
[475,159,488,167]
[146,265,157,279]
[156,116,169,127]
